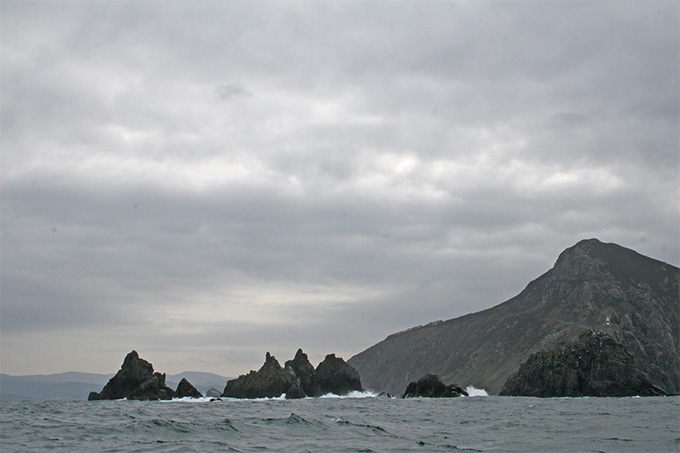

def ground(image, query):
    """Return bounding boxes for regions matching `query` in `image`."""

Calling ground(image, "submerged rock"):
[175,378,203,398]
[88,351,176,401]
[500,330,667,397]
[402,374,468,398]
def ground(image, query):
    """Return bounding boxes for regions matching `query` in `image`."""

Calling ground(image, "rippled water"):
[1,395,677,452]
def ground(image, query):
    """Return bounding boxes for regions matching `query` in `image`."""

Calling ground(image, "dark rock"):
[205,388,222,398]
[220,349,363,399]
[285,349,318,396]
[314,353,363,396]
[88,351,175,401]
[175,378,203,398]
[377,392,395,398]
[222,352,304,399]
[128,373,175,400]
[402,374,468,398]
[500,330,667,397]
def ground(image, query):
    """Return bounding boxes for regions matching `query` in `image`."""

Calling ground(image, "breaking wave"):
[318,390,379,399]
[464,386,489,397]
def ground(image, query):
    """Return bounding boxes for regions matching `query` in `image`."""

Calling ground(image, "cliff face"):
[500,330,666,397]
[348,239,679,395]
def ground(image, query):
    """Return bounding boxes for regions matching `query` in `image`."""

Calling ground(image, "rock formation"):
[314,354,362,396]
[175,378,203,398]
[402,374,468,398]
[222,350,362,399]
[285,349,318,396]
[88,351,201,400]
[500,330,666,397]
[349,239,679,395]
[222,352,305,399]
[205,388,222,398]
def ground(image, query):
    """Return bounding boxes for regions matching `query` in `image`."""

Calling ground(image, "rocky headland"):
[349,239,679,396]
[88,351,203,400]
[222,349,362,399]
[500,330,666,397]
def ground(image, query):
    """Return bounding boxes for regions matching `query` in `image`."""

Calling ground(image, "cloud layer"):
[2,1,678,375]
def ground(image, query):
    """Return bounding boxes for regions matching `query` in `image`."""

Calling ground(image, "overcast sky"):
[2,1,678,377]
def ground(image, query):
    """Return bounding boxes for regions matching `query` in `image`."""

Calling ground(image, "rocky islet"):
[222,349,363,399]
[88,351,194,401]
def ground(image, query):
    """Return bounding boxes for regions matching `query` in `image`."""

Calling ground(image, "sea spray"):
[464,386,489,397]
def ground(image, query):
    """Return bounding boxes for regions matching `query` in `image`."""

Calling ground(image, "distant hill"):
[348,239,679,395]
[1,371,230,401]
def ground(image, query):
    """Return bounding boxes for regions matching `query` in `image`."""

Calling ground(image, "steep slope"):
[348,239,679,395]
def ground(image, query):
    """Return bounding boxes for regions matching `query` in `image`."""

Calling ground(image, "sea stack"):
[222,349,363,399]
[88,351,201,400]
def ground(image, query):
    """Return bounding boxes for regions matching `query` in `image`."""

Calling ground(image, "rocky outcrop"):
[88,351,201,400]
[500,330,667,397]
[222,352,304,399]
[402,374,468,398]
[205,388,222,398]
[349,239,679,395]
[88,351,175,400]
[222,350,362,399]
[314,354,362,396]
[285,349,318,396]
[175,378,203,398]
[128,373,175,400]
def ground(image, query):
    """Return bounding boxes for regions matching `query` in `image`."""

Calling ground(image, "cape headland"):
[349,239,679,397]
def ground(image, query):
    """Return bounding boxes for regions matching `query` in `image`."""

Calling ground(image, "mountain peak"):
[552,238,673,288]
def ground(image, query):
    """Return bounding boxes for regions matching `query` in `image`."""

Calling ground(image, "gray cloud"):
[1,1,677,376]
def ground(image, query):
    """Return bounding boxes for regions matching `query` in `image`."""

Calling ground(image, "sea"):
[1,389,678,452]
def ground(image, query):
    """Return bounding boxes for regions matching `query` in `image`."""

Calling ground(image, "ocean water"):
[1,392,677,452]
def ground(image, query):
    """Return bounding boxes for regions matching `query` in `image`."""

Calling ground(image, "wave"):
[464,386,489,397]
[318,390,379,399]
[164,397,217,403]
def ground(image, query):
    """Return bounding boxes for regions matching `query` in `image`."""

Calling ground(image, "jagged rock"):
[314,353,363,396]
[500,330,667,397]
[175,378,203,398]
[285,349,318,396]
[128,373,175,400]
[221,350,363,399]
[222,352,304,399]
[377,392,395,398]
[88,351,175,401]
[205,388,222,398]
[402,374,468,398]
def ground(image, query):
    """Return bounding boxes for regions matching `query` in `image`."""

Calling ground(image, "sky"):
[1,1,678,377]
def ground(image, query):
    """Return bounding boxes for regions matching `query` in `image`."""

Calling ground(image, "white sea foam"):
[464,386,489,397]
[165,396,216,403]
[318,390,379,399]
